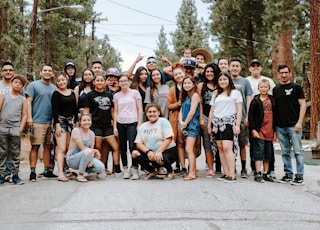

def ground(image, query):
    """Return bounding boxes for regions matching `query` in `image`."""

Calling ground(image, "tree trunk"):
[310,0,320,140]
[0,6,8,63]
[271,30,294,80]
[28,0,38,78]
[246,18,254,70]
[44,0,51,65]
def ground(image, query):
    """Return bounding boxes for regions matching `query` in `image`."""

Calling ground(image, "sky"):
[92,0,211,71]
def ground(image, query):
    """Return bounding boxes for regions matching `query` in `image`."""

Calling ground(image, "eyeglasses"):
[2,69,14,72]
[147,61,157,65]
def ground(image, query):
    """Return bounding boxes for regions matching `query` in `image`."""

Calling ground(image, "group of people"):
[0,47,306,186]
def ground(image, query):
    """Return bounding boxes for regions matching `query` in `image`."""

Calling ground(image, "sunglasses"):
[147,61,157,65]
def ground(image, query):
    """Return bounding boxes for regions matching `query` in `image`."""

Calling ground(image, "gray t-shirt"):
[145,84,169,118]
[25,80,57,124]
[0,92,23,127]
[0,80,11,93]
[232,77,253,122]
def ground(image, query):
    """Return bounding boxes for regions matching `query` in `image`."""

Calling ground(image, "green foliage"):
[171,0,210,57]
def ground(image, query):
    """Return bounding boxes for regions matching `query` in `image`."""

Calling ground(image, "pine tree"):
[171,0,209,57]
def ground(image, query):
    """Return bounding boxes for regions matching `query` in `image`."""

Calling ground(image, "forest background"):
[0,0,319,139]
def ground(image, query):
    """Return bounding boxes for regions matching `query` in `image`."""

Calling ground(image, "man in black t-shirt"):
[273,64,306,186]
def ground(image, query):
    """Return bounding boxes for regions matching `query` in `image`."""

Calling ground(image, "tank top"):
[0,92,23,127]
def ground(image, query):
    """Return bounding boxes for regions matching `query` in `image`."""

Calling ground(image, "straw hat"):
[192,48,213,63]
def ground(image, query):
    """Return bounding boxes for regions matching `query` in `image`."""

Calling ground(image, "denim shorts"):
[252,138,272,161]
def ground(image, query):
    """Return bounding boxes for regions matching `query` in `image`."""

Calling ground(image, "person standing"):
[273,64,306,186]
[26,64,57,181]
[0,75,28,185]
[113,75,143,179]
[51,72,78,182]
[229,58,253,178]
[64,61,79,90]
[208,71,242,183]
[0,61,16,183]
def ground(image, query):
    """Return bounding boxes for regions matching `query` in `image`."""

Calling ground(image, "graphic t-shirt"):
[135,117,176,151]
[84,90,113,128]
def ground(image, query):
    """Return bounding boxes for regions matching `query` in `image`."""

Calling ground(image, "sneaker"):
[174,167,181,173]
[269,171,277,180]
[29,172,37,182]
[5,175,12,183]
[43,171,58,179]
[215,171,222,175]
[131,168,140,180]
[241,169,248,178]
[123,167,130,179]
[64,167,73,177]
[280,175,293,183]
[224,176,237,183]
[12,175,25,185]
[217,174,227,181]
[290,177,305,186]
[263,173,274,182]
[206,170,215,178]
[97,172,106,179]
[0,178,4,185]
[180,168,187,177]
[254,172,265,183]
[114,172,123,178]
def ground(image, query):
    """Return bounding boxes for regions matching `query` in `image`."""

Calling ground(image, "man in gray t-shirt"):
[25,64,57,182]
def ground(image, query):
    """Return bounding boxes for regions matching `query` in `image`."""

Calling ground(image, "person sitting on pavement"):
[66,111,105,182]
[132,103,178,180]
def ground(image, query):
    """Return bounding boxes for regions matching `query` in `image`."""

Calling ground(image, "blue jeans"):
[66,149,105,174]
[117,122,137,167]
[276,126,304,178]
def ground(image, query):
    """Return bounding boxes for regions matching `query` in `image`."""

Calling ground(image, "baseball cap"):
[105,68,120,77]
[65,61,76,68]
[250,59,261,66]
[183,59,196,69]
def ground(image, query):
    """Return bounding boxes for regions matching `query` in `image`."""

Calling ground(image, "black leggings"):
[133,146,178,173]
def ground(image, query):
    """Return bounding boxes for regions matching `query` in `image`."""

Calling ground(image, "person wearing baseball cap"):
[105,67,121,94]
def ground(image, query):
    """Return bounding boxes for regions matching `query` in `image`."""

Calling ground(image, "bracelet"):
[145,149,152,154]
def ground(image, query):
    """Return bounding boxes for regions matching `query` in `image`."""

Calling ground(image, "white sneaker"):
[114,172,123,178]
[97,172,106,179]
[131,168,140,180]
[123,167,130,179]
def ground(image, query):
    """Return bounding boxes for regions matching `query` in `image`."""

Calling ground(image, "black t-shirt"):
[273,82,304,127]
[84,90,113,128]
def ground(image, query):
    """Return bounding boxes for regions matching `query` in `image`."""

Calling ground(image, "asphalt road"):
[0,148,319,230]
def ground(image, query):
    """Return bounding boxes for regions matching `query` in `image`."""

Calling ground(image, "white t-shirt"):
[135,117,176,151]
[246,76,275,96]
[210,89,243,118]
[113,89,142,124]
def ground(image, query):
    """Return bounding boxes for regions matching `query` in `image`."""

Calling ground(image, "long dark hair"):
[216,71,235,97]
[201,63,220,86]
[149,68,162,102]
[180,76,198,103]
[145,103,163,120]
[131,66,148,90]
[78,69,94,92]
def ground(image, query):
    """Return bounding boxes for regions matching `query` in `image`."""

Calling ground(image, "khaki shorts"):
[30,123,52,145]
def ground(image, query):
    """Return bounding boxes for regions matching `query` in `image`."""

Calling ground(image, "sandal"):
[183,174,196,181]
[163,173,174,181]
[76,176,88,183]
[143,171,158,180]
[58,176,69,182]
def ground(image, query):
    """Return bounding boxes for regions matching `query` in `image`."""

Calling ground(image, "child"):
[178,76,201,180]
[0,75,28,185]
[248,79,275,183]
[208,71,242,183]
[66,111,105,182]
[83,74,120,178]
[180,47,195,63]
